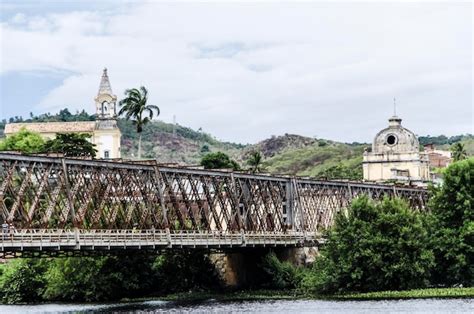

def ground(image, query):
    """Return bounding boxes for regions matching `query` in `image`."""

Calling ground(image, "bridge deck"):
[1,229,321,257]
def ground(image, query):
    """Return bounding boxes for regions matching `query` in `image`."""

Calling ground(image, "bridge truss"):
[0,153,428,256]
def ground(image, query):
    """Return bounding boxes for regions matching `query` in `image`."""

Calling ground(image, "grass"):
[331,287,474,300]
[159,290,301,302]
[129,287,474,303]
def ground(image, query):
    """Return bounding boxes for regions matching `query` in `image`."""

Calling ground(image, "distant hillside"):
[118,119,246,164]
[419,135,474,155]
[1,109,472,179]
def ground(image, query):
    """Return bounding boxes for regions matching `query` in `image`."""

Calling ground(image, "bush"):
[153,250,221,293]
[259,252,304,289]
[429,158,474,286]
[43,254,158,302]
[0,259,47,304]
[200,152,240,170]
[0,128,44,154]
[301,196,434,294]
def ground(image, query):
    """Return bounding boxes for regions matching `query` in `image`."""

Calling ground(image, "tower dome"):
[372,116,419,154]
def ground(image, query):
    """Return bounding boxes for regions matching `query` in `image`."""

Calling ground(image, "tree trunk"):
[138,133,142,159]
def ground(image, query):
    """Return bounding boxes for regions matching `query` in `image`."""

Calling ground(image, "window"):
[386,134,397,146]
[104,150,110,159]
[102,101,109,115]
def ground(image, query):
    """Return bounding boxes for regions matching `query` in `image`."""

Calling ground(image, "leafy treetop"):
[200,152,240,171]
[0,128,45,153]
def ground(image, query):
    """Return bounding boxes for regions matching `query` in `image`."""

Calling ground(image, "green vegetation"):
[259,252,304,289]
[0,128,97,158]
[429,157,473,286]
[315,161,363,180]
[333,287,474,300]
[451,142,468,162]
[0,128,45,153]
[117,118,245,163]
[255,160,473,295]
[118,86,160,159]
[153,251,221,293]
[42,133,97,158]
[262,141,365,179]
[200,151,241,170]
[300,196,434,294]
[0,259,47,304]
[0,251,219,304]
[419,134,472,146]
[246,151,264,173]
[158,287,474,302]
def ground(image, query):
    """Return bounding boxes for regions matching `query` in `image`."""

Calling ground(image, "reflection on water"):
[0,298,473,313]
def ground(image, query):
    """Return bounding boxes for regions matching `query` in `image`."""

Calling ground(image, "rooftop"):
[4,121,96,134]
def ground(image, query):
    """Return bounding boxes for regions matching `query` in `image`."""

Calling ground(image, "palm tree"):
[118,86,159,159]
[451,142,467,162]
[247,151,263,173]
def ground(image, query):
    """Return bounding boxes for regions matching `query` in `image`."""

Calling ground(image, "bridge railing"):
[1,229,322,254]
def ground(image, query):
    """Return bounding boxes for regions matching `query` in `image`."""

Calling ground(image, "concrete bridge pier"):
[211,252,249,288]
[210,247,319,288]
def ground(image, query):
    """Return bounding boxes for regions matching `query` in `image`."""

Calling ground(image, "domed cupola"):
[372,116,419,154]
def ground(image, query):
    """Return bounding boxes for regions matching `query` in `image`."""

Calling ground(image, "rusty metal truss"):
[0,153,428,233]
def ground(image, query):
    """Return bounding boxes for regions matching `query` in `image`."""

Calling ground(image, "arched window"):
[104,150,110,159]
[102,101,109,115]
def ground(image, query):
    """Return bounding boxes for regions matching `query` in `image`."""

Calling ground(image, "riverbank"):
[137,287,474,303]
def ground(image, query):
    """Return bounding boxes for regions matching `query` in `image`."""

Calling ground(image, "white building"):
[363,115,430,184]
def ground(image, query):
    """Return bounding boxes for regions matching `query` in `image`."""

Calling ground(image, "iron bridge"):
[0,153,428,257]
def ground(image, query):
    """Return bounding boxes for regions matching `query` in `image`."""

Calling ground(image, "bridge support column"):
[210,252,248,288]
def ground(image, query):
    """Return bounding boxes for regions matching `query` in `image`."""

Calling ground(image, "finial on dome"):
[393,97,397,116]
[388,97,402,126]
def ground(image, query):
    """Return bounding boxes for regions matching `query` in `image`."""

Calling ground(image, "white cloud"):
[0,1,472,143]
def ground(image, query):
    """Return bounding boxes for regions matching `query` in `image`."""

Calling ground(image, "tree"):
[200,152,240,170]
[43,254,158,302]
[301,196,434,293]
[152,251,220,293]
[0,259,47,304]
[42,133,97,158]
[0,128,45,153]
[118,86,159,159]
[451,142,468,162]
[429,158,473,286]
[247,151,264,173]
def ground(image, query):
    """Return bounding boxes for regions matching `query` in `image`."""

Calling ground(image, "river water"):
[0,298,472,313]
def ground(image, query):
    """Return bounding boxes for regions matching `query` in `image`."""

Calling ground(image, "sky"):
[0,0,472,144]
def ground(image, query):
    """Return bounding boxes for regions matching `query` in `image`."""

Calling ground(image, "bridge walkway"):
[1,229,321,257]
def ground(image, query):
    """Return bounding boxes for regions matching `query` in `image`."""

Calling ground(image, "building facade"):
[363,116,430,184]
[4,69,121,159]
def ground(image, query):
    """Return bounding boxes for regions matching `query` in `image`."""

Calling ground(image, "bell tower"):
[95,68,117,119]
[93,68,121,159]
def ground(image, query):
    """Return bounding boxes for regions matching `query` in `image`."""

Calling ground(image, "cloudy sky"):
[0,0,472,144]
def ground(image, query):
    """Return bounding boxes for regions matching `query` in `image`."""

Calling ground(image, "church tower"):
[93,68,121,159]
[95,68,117,119]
